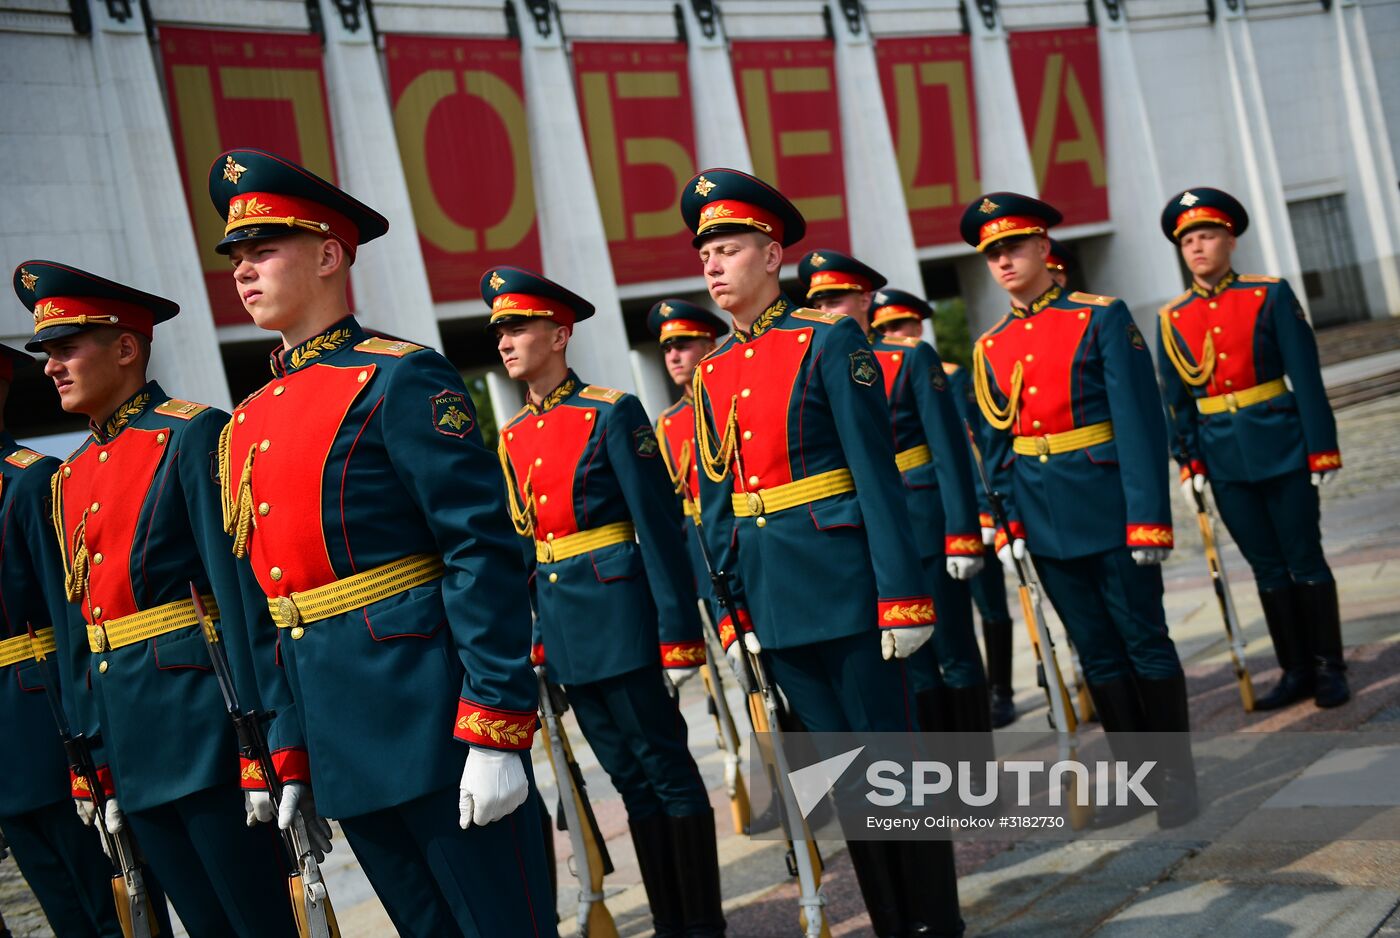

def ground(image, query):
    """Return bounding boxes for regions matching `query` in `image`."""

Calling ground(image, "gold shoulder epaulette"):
[1237,274,1280,284]
[1159,289,1193,316]
[943,361,962,375]
[881,335,921,348]
[356,337,426,357]
[790,308,845,324]
[1069,291,1115,307]
[4,448,44,469]
[578,385,625,404]
[154,399,211,420]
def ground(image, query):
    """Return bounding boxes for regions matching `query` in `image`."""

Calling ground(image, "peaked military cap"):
[869,288,933,331]
[681,168,806,248]
[0,342,33,382]
[1046,238,1074,274]
[1161,187,1249,242]
[15,260,179,352]
[646,298,726,343]
[481,266,595,331]
[959,192,1062,252]
[797,250,887,301]
[208,148,388,258]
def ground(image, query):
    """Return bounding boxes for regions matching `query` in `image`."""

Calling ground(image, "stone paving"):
[3,388,1398,937]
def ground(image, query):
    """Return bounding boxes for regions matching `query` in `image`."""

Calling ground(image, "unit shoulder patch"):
[1068,291,1115,307]
[578,385,625,404]
[1237,274,1280,284]
[154,399,211,421]
[790,308,845,325]
[850,348,879,387]
[929,366,949,391]
[1127,321,1148,350]
[633,425,659,458]
[4,448,44,469]
[356,337,426,357]
[430,389,475,438]
[881,335,921,349]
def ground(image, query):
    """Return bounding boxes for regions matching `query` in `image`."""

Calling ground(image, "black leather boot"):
[945,684,997,813]
[898,839,965,936]
[630,813,684,936]
[847,841,904,937]
[1136,672,1199,829]
[1088,677,1155,829]
[668,811,726,937]
[917,686,951,734]
[1253,585,1315,710]
[982,618,1017,728]
[1298,580,1350,708]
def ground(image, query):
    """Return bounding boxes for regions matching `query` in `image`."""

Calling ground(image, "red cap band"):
[660,318,718,340]
[225,191,359,254]
[807,270,872,297]
[696,199,785,243]
[489,293,577,328]
[32,296,155,340]
[1173,206,1234,238]
[977,215,1048,251]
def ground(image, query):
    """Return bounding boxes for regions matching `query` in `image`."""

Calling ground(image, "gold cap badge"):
[223,156,248,184]
[811,253,826,267]
[19,268,38,292]
[489,271,505,291]
[1179,191,1199,207]
[979,198,999,215]
[659,302,672,315]
[694,175,716,198]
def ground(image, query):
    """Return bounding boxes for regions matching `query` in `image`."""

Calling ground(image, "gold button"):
[536,419,545,429]
[741,389,751,398]
[270,566,283,581]
[90,502,100,512]
[546,533,555,541]
[1225,379,1234,387]
[1255,289,1264,297]
[93,607,102,619]
[548,572,558,583]
[1039,455,1049,463]
[745,349,755,359]
[755,517,767,528]
[260,439,270,452]
[63,466,71,477]
[798,334,808,344]
[1218,352,1228,360]
[1033,420,1042,429]
[92,553,103,565]
[1025,354,1034,362]
[1079,312,1087,320]
[743,430,753,441]
[1025,323,1033,330]
[748,475,759,486]
[274,387,285,396]
[1213,326,1222,334]
[291,626,305,640]
[1028,386,1038,395]
[1209,302,1218,309]
[237,413,246,424]
[98,452,109,463]
[892,354,901,363]
[357,370,368,383]
[157,432,167,445]
[258,502,270,516]
[706,364,714,373]
[986,339,994,347]
[1171,312,1179,319]
[98,661,108,673]
[585,413,593,421]
[507,431,514,441]
[538,494,548,504]
[534,457,543,466]
[664,418,672,426]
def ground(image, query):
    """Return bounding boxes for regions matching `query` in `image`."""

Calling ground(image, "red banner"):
[385,35,540,303]
[731,41,847,253]
[876,35,980,248]
[1008,28,1108,227]
[160,28,338,325]
[574,43,699,285]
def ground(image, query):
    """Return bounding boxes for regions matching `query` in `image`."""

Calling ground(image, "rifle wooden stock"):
[1194,501,1256,711]
[700,664,751,835]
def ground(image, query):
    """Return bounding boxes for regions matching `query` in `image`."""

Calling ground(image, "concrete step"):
[1328,369,1400,410]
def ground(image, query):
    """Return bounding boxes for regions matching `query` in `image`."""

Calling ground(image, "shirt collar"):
[1191,270,1236,299]
[528,370,580,415]
[271,316,363,378]
[1012,283,1062,318]
[732,295,791,342]
[90,381,162,443]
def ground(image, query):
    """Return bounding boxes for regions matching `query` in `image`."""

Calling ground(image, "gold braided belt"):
[536,521,636,564]
[1196,378,1286,415]
[0,628,55,668]
[88,596,218,653]
[895,445,932,473]
[1012,421,1114,461]
[268,554,445,631]
[731,468,855,518]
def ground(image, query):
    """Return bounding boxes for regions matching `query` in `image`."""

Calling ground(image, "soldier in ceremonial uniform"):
[794,253,991,743]
[869,291,1018,729]
[490,268,724,938]
[1045,238,1075,290]
[683,169,962,937]
[208,148,554,936]
[961,193,1197,828]
[21,260,296,935]
[0,342,129,938]
[1157,188,1346,709]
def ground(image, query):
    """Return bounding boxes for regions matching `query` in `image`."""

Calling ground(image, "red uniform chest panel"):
[232,364,377,596]
[1174,291,1264,394]
[660,402,700,502]
[62,430,168,622]
[983,307,1092,436]
[703,328,812,491]
[503,405,596,539]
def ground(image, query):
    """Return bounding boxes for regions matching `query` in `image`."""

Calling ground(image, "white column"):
[1216,7,1303,289]
[485,369,524,429]
[1336,0,1400,316]
[1091,0,1183,323]
[315,0,443,349]
[679,2,752,172]
[89,3,231,409]
[629,349,676,420]
[514,0,635,394]
[829,1,921,297]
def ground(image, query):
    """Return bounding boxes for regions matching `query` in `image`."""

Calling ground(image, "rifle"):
[1183,471,1255,711]
[963,428,1092,831]
[697,603,751,835]
[690,511,829,938]
[536,670,618,938]
[1038,575,1096,725]
[25,624,159,938]
[190,587,339,938]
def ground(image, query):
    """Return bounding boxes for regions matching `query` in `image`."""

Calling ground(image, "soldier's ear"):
[316,236,349,279]
[765,239,783,275]
[551,323,571,351]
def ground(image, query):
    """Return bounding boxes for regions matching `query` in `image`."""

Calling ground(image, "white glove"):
[1311,470,1337,487]
[459,749,529,829]
[981,525,997,547]
[725,631,762,673]
[997,538,1027,572]
[946,555,985,581]
[881,625,933,660]
[1179,471,1206,509]
[278,782,334,860]
[1131,548,1171,566]
[666,666,700,689]
[75,798,98,827]
[102,798,125,835]
[245,790,275,826]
